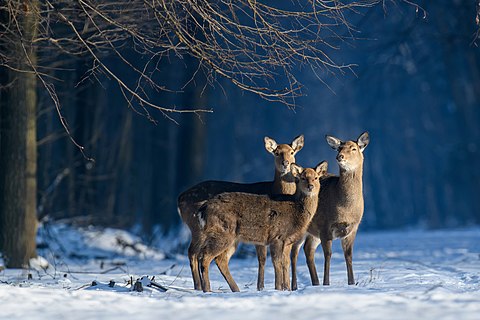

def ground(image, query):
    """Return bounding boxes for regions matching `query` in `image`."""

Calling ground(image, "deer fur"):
[291,132,370,289]
[177,135,304,290]
[192,161,328,292]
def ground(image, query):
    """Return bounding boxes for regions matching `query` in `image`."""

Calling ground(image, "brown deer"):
[291,132,370,289]
[177,135,304,290]
[192,161,328,292]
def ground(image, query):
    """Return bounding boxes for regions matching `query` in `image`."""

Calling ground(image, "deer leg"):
[304,235,321,286]
[282,243,292,290]
[291,238,304,291]
[188,236,202,290]
[341,229,357,285]
[321,238,333,286]
[200,234,233,292]
[215,244,240,292]
[255,245,267,291]
[199,253,215,292]
[270,241,284,291]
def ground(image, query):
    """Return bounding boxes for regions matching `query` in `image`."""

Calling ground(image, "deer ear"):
[357,131,370,152]
[315,161,328,176]
[264,136,278,154]
[291,135,304,155]
[290,163,304,178]
[325,135,342,150]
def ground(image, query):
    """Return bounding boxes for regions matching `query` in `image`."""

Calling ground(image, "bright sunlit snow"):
[1,223,479,320]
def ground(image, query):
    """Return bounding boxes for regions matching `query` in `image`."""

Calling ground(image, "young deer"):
[177,135,304,291]
[193,161,328,292]
[291,132,370,289]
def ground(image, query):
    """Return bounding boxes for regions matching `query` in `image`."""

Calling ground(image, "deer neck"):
[272,170,296,195]
[297,191,319,218]
[338,163,364,204]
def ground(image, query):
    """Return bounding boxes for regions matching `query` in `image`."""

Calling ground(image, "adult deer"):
[193,162,328,292]
[291,132,370,289]
[178,135,304,290]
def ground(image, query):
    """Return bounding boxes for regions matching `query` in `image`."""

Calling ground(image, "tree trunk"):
[172,63,208,230]
[175,91,207,214]
[0,0,39,268]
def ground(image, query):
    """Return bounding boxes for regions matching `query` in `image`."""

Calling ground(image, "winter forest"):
[1,1,480,319]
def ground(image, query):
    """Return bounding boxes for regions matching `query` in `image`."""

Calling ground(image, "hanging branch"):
[1,0,425,140]
[1,1,391,111]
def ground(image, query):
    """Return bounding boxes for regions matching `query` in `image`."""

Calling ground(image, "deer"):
[177,135,304,291]
[192,161,328,292]
[290,132,370,290]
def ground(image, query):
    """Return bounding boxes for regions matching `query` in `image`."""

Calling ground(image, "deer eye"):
[352,148,357,151]
[290,151,294,155]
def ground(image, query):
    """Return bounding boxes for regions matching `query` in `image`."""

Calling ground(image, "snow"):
[1,223,479,320]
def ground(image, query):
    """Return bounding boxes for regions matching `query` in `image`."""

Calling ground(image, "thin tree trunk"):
[0,0,39,267]
[175,91,207,223]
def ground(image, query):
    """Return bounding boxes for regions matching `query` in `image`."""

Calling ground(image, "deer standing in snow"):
[193,161,328,292]
[291,132,370,289]
[177,135,304,290]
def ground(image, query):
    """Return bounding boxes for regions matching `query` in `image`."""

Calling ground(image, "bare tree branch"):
[1,0,420,127]
[1,1,391,108]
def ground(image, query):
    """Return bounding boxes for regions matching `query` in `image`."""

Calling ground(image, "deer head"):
[291,161,328,196]
[325,132,369,172]
[264,135,304,175]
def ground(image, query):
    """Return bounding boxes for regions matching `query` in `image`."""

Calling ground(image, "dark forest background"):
[33,0,480,240]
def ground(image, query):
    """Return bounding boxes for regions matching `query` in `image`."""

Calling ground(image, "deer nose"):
[282,160,289,167]
[337,154,345,161]
[307,184,314,191]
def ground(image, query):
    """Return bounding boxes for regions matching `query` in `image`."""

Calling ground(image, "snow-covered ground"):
[1,223,479,320]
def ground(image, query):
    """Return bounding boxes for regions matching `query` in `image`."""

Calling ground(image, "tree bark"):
[0,0,39,268]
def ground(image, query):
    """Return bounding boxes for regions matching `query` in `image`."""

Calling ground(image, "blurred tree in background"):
[0,0,381,267]
[0,0,39,268]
